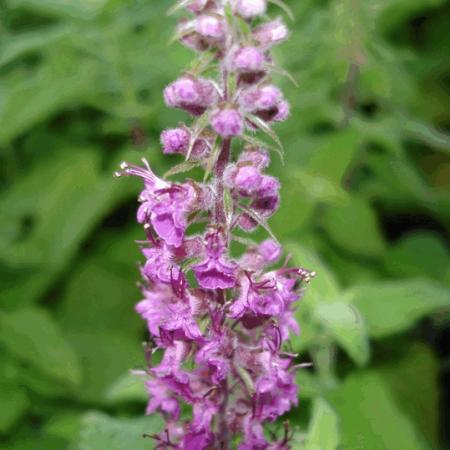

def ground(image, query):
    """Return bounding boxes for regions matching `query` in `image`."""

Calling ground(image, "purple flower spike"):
[211,108,244,137]
[117,3,313,448]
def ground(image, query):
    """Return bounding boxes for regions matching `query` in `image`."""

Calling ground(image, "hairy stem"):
[214,137,232,225]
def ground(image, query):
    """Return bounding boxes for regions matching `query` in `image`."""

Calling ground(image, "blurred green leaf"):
[313,300,370,366]
[0,382,29,433]
[351,279,450,338]
[72,412,163,450]
[0,149,137,307]
[0,58,98,145]
[305,398,339,450]
[384,231,449,281]
[66,330,143,403]
[306,129,360,186]
[378,342,440,448]
[104,372,147,405]
[320,197,387,259]
[6,435,68,450]
[0,25,73,67]
[6,0,109,20]
[328,371,429,450]
[0,306,82,385]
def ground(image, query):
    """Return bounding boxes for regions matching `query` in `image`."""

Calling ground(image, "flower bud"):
[273,100,290,122]
[211,108,244,137]
[234,165,263,194]
[236,0,267,19]
[231,46,265,73]
[253,18,289,47]
[161,128,190,154]
[195,15,225,40]
[240,85,282,111]
[164,76,217,116]
[238,147,270,169]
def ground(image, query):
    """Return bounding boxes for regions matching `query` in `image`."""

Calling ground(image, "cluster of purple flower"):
[116,1,314,448]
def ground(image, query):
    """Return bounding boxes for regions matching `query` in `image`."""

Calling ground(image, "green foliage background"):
[1,0,449,449]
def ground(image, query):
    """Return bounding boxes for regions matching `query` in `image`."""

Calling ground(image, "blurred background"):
[0,0,449,449]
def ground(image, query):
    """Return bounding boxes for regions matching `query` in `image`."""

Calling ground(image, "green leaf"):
[313,300,370,366]
[0,149,136,307]
[0,307,82,385]
[320,197,387,259]
[306,129,359,186]
[0,58,98,144]
[0,25,73,67]
[7,435,68,450]
[6,0,108,20]
[305,398,339,450]
[351,278,450,338]
[296,370,322,399]
[104,372,147,404]
[328,371,429,450]
[72,412,163,450]
[0,382,29,433]
[378,342,440,449]
[66,330,143,403]
[384,231,449,281]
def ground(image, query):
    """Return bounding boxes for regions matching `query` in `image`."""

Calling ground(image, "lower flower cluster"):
[117,156,313,449]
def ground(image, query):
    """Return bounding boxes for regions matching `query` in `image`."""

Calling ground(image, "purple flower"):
[211,108,244,137]
[195,335,232,383]
[145,377,181,419]
[193,230,238,289]
[182,430,214,450]
[136,285,202,341]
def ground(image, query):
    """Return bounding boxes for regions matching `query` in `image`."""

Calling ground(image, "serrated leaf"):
[0,307,82,385]
[305,398,339,450]
[73,412,163,450]
[313,299,370,366]
[328,371,429,450]
[351,279,450,338]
